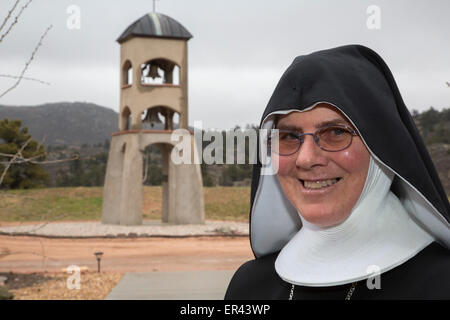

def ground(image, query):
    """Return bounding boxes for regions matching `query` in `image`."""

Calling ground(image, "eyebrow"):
[276,118,349,131]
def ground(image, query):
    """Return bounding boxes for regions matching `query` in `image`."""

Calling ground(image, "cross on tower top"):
[153,0,159,12]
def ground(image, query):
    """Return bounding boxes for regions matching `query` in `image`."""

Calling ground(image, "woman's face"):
[274,104,370,227]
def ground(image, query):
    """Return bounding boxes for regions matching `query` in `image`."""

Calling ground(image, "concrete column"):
[179,42,188,129]
[101,136,125,224]
[132,113,142,130]
[134,59,141,87]
[168,135,205,224]
[168,151,177,223]
[119,134,143,225]
[161,144,170,223]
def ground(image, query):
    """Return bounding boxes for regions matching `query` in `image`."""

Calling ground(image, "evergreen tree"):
[0,119,48,189]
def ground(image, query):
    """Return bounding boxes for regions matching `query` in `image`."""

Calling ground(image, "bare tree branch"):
[0,131,82,188]
[0,137,31,186]
[0,155,80,165]
[0,0,33,43]
[0,74,50,86]
[0,0,75,277]
[0,152,43,162]
[0,24,52,99]
[0,152,32,158]
[0,0,21,34]
[35,134,47,151]
[0,144,82,164]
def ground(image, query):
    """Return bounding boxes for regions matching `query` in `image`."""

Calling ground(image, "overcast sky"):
[0,0,449,129]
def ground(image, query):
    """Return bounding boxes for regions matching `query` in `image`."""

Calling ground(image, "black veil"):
[249,45,450,258]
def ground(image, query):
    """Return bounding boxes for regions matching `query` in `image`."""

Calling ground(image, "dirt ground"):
[0,235,253,272]
[0,234,254,299]
[0,271,123,300]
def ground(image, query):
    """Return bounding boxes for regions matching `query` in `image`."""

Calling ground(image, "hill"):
[0,102,118,146]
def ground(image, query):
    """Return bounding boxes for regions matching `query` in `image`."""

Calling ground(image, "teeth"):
[303,179,339,189]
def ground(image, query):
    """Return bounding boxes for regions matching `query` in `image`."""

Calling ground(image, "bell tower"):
[101,12,205,225]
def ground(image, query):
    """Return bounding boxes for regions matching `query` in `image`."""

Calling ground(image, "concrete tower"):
[101,12,205,225]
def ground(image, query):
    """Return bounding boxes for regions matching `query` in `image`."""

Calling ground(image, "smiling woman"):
[274,105,370,227]
[224,45,450,300]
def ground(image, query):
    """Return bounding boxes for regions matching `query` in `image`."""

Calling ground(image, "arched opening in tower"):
[140,58,180,86]
[141,142,173,222]
[121,107,132,131]
[141,106,179,130]
[122,60,133,86]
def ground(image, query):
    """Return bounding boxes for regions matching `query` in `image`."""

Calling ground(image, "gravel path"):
[0,220,249,238]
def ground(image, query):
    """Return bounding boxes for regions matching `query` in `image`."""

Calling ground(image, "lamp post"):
[94,252,103,273]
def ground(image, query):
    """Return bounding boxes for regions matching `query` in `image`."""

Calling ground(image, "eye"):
[320,126,350,136]
[331,127,346,136]
[318,126,351,142]
[278,131,300,141]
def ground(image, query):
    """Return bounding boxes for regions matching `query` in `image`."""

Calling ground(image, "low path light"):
[94,252,104,273]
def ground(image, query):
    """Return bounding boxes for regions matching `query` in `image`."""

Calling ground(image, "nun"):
[225,45,450,300]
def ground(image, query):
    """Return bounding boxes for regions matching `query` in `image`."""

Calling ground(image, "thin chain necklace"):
[288,282,358,300]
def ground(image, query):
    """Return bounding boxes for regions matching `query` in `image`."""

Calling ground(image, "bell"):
[149,111,162,124]
[143,108,163,125]
[147,64,161,79]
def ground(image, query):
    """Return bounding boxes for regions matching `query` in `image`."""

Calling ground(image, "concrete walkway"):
[0,220,248,238]
[106,270,235,300]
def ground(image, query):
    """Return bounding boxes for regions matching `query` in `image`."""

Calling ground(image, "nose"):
[295,134,328,169]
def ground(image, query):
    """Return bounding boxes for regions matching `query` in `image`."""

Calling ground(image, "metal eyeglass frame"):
[269,125,358,156]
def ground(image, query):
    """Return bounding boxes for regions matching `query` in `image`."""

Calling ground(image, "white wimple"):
[275,156,434,286]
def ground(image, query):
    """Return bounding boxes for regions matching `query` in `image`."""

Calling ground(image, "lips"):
[300,178,341,190]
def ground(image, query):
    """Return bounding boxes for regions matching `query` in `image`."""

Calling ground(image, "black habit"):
[224,45,450,300]
[225,242,450,300]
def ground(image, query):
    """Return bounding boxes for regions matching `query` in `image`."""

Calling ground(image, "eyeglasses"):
[269,125,358,156]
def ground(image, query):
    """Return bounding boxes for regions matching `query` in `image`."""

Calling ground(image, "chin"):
[298,205,348,227]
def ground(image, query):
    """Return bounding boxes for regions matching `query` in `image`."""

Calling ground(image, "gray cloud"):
[0,0,449,129]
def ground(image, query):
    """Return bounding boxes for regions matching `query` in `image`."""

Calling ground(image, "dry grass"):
[0,187,104,222]
[203,187,251,221]
[143,186,251,221]
[0,186,251,223]
[142,186,163,220]
[1,271,123,300]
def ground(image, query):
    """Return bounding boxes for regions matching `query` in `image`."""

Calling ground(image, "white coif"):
[275,156,434,287]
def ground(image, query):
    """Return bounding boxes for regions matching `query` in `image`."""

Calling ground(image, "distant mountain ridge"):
[0,102,118,146]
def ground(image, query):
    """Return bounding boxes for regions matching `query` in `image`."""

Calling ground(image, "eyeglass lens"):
[273,126,353,155]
